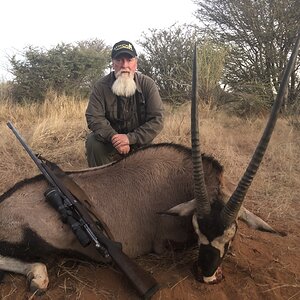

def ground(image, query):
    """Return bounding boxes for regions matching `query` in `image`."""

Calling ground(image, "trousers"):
[85,133,121,167]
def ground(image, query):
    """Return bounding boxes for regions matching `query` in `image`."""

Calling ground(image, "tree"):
[194,0,300,110]
[9,39,110,102]
[197,41,227,105]
[137,24,226,105]
[137,24,200,103]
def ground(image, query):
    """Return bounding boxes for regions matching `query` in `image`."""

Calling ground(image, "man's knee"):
[86,133,103,151]
[85,133,115,167]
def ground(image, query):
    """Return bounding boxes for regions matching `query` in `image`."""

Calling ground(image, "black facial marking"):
[198,244,223,277]
[195,201,238,278]
[197,201,226,241]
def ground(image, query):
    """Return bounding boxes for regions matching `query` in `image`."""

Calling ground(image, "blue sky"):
[0,0,197,80]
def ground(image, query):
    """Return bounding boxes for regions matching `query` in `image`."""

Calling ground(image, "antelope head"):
[176,36,300,284]
[192,36,300,283]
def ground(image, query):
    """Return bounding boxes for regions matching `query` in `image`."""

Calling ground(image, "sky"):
[0,0,198,81]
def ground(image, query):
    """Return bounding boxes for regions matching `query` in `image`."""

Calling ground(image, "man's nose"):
[121,59,130,67]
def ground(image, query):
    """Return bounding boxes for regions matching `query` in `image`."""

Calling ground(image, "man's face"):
[112,54,137,77]
[111,54,137,97]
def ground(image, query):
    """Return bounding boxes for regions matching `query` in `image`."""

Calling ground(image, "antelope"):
[0,35,299,294]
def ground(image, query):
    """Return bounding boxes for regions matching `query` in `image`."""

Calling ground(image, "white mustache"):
[116,69,131,77]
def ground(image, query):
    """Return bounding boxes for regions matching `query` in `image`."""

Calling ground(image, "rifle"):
[7,121,159,299]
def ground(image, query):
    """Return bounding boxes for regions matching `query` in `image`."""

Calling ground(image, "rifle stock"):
[98,233,159,298]
[7,121,159,299]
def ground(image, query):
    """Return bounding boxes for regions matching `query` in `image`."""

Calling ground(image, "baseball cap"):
[111,40,137,59]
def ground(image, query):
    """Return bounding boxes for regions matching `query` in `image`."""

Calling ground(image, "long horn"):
[221,33,300,228]
[191,44,211,218]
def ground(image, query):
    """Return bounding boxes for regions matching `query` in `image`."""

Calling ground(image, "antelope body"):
[0,143,276,291]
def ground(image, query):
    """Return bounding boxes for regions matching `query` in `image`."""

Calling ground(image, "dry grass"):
[0,92,299,225]
[0,94,88,192]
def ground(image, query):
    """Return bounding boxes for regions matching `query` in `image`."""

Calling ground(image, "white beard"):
[112,71,137,97]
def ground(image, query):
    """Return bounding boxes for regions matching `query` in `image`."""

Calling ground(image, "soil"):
[0,214,299,300]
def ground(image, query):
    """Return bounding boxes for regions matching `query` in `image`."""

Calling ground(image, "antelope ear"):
[239,207,286,236]
[158,199,196,217]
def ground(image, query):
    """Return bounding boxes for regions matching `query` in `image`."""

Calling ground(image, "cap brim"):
[112,50,136,59]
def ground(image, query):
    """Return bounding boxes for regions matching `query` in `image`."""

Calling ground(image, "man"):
[85,40,164,167]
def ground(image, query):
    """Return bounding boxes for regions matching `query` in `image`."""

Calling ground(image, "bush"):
[9,39,110,102]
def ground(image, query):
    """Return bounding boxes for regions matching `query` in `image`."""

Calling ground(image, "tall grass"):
[0,92,299,225]
[0,93,88,191]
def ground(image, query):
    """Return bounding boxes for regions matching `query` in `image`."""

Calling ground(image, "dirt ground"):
[0,209,299,300]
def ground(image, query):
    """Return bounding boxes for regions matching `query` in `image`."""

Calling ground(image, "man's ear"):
[157,199,196,217]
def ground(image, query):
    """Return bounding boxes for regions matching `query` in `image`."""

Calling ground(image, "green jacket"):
[86,72,164,145]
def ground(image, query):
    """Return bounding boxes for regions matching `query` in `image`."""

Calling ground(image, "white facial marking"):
[211,224,236,257]
[192,214,209,245]
[203,272,218,283]
[192,214,236,254]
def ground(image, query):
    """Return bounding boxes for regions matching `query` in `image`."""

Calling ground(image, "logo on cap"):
[114,43,133,52]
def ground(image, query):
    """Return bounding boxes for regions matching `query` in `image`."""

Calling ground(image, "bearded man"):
[85,40,164,167]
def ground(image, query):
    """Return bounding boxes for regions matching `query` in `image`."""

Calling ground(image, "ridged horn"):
[191,44,211,218]
[221,33,300,228]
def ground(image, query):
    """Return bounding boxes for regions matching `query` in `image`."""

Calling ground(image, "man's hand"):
[111,134,130,155]
[116,144,130,155]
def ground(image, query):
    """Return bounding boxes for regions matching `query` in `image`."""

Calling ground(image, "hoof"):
[29,280,47,296]
[27,263,49,295]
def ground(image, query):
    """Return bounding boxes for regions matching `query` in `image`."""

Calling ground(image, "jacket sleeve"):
[85,83,117,142]
[127,79,164,145]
